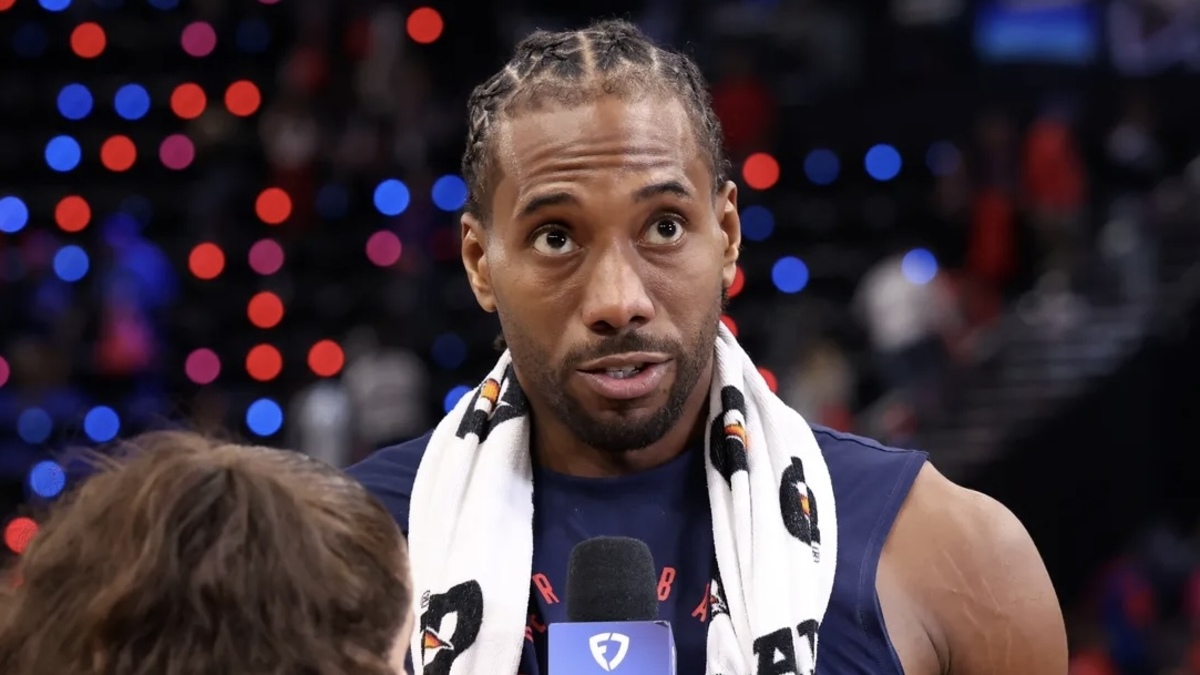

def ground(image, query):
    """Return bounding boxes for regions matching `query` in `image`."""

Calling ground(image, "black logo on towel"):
[709,385,749,484]
[752,620,819,675]
[454,364,528,441]
[419,580,484,675]
[779,456,821,561]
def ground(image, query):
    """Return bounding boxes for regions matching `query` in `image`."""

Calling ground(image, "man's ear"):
[461,213,496,313]
[716,181,742,290]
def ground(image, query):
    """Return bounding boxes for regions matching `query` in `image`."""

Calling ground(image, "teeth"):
[604,366,642,379]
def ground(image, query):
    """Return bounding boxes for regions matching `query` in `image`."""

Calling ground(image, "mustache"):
[565,332,679,368]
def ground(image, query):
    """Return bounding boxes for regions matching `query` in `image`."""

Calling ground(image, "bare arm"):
[889,464,1068,675]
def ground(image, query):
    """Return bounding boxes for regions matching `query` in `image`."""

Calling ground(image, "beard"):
[501,288,727,453]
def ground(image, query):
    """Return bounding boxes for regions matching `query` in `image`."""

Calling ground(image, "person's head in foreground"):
[0,432,412,675]
[460,18,740,469]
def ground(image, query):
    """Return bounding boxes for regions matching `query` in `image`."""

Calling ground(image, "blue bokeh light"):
[53,245,90,282]
[0,196,30,234]
[83,405,121,442]
[29,460,67,499]
[17,408,53,444]
[45,135,82,172]
[57,83,93,120]
[444,385,473,413]
[740,205,775,242]
[431,175,468,211]
[865,144,903,182]
[804,149,841,186]
[901,248,939,285]
[114,84,151,121]
[374,179,411,216]
[771,256,810,294]
[246,398,284,436]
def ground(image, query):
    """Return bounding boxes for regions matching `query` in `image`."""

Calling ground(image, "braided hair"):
[461,19,730,220]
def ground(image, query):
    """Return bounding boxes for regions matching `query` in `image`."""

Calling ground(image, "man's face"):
[461,95,741,453]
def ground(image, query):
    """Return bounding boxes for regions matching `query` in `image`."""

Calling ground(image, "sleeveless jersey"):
[348,425,926,674]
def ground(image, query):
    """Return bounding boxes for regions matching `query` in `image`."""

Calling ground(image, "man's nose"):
[579,245,655,336]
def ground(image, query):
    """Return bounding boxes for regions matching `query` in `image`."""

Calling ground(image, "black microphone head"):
[566,536,659,622]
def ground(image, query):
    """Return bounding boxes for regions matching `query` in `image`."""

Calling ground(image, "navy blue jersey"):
[349,425,925,674]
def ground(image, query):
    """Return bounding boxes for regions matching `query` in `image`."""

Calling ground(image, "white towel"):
[408,324,838,675]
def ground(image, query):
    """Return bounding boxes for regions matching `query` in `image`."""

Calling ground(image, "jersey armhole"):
[855,451,928,672]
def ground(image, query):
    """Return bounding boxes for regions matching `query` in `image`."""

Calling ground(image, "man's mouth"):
[574,353,672,400]
[596,365,643,379]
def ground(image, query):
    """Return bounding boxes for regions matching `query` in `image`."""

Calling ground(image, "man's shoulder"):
[346,431,434,533]
[883,463,1067,674]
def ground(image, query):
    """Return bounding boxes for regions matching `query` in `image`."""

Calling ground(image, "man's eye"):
[532,228,579,255]
[643,217,685,245]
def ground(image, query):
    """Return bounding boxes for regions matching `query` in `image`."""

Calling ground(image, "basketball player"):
[350,19,1067,674]
[0,432,414,675]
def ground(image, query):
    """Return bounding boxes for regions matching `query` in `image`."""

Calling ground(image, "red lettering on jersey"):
[692,583,710,623]
[657,567,677,601]
[529,613,547,633]
[524,625,533,643]
[532,573,559,604]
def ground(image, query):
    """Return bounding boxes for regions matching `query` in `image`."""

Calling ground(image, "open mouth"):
[575,358,670,401]
[590,365,644,380]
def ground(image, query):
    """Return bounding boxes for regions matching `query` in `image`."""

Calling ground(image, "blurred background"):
[0,0,1199,671]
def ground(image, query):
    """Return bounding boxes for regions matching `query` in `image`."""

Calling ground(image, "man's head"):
[0,432,411,675]
[459,20,741,453]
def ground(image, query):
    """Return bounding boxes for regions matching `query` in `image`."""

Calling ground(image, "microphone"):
[548,536,677,674]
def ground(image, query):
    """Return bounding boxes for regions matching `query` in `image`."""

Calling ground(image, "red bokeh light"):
[255,188,292,225]
[100,135,136,172]
[225,80,262,117]
[742,152,780,190]
[406,7,444,44]
[308,340,345,377]
[247,291,285,329]
[188,242,225,280]
[246,344,283,382]
[4,517,37,555]
[170,83,207,120]
[55,195,91,233]
[71,23,106,59]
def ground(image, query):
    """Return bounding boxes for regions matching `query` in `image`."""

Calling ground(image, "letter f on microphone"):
[589,632,630,671]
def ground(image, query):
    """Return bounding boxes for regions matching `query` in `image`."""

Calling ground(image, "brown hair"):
[0,432,409,675]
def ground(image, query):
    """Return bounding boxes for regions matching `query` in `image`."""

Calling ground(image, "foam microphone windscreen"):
[566,536,659,623]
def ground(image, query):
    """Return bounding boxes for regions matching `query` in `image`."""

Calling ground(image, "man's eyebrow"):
[516,180,692,219]
[634,180,692,202]
[517,192,577,219]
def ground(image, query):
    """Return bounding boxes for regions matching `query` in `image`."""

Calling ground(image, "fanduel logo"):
[588,632,630,671]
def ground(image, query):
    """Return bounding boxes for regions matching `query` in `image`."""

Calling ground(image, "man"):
[350,19,1067,675]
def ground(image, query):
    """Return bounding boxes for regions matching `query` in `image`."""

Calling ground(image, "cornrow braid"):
[461,19,731,220]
